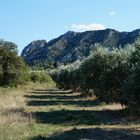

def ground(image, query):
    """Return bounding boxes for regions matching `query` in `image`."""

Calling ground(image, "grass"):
[0,83,140,140]
[0,87,32,140]
[0,82,55,140]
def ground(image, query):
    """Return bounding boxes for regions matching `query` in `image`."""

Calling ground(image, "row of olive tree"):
[122,41,140,113]
[51,60,81,89]
[51,41,140,113]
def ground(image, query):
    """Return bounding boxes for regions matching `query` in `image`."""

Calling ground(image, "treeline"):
[1,39,140,113]
[51,41,140,113]
[0,40,53,87]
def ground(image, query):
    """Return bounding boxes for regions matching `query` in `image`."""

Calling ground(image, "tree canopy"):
[0,40,29,86]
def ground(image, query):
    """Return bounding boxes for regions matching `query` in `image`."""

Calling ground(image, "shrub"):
[30,71,54,84]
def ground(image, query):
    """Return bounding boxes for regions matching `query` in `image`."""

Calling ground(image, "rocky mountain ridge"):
[21,28,140,67]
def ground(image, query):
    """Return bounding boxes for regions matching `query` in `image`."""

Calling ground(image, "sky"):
[0,0,140,54]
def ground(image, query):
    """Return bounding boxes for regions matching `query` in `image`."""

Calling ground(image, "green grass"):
[24,89,140,140]
[0,84,140,140]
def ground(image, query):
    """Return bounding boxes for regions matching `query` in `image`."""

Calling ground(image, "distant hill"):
[21,29,140,67]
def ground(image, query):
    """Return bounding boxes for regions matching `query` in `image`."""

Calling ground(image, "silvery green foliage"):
[123,39,140,111]
[50,60,82,89]
[50,39,140,113]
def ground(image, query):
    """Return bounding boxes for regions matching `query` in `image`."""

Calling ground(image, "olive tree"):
[123,40,140,112]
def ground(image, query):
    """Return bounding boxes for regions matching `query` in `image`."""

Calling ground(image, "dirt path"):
[24,89,140,140]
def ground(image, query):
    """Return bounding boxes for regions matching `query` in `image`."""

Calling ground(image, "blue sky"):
[0,0,140,54]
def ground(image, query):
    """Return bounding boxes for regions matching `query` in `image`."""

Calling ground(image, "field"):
[0,83,140,140]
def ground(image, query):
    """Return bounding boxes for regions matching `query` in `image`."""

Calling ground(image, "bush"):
[30,71,54,84]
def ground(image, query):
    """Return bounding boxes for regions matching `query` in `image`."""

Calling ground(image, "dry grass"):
[25,90,140,140]
[0,82,56,140]
[0,86,34,140]
[0,83,140,140]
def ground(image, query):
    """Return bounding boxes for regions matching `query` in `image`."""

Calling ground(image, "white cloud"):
[70,23,106,31]
[109,11,116,16]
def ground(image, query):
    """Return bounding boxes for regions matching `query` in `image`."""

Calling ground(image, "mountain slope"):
[21,29,140,66]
